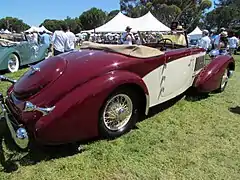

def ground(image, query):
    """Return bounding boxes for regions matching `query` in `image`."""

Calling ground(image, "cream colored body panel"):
[143,51,206,107]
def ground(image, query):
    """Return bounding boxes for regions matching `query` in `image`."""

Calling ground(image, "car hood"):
[12,49,131,102]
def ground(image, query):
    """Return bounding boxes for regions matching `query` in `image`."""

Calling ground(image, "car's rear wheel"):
[7,53,20,73]
[216,68,229,93]
[99,88,139,139]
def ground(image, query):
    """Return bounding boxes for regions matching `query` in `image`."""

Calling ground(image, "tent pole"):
[94,28,96,42]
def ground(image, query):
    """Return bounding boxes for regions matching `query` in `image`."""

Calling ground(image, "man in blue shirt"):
[40,31,51,47]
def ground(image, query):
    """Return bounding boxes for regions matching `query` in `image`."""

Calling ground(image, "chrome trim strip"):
[145,94,150,115]
[29,65,40,75]
[24,101,55,116]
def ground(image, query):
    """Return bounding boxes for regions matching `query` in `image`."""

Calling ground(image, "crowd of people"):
[23,24,239,58]
[24,23,77,57]
[82,24,187,47]
[197,28,239,55]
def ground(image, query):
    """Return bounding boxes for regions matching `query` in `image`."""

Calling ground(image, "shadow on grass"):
[0,89,206,173]
[229,106,240,115]
[146,93,185,119]
[1,136,94,173]
[184,88,210,102]
[0,118,98,173]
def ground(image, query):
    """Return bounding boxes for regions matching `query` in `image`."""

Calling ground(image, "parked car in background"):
[0,37,50,73]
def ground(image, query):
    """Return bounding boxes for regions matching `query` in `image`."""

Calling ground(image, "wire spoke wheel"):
[221,68,229,89]
[103,94,133,131]
[99,88,139,139]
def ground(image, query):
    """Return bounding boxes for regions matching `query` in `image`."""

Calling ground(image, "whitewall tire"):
[7,54,20,73]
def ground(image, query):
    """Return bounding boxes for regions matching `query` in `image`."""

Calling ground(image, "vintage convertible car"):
[0,38,49,73]
[0,30,235,150]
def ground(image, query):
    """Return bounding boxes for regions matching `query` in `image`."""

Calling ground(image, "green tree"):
[106,10,120,22]
[40,19,64,32]
[0,17,30,33]
[64,16,82,34]
[120,0,212,30]
[79,8,107,30]
[204,0,240,31]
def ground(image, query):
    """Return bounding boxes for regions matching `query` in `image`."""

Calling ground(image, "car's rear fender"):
[34,70,149,144]
[193,55,235,92]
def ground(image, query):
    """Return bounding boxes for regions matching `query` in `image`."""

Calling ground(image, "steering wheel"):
[156,38,174,50]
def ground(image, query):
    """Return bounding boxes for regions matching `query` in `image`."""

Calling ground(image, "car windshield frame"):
[136,30,189,48]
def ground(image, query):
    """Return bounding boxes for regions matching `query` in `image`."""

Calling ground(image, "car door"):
[15,41,33,64]
[35,43,48,61]
[27,41,40,63]
[158,48,195,102]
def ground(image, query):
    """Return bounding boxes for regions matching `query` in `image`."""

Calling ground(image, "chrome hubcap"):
[103,94,133,131]
[221,69,229,89]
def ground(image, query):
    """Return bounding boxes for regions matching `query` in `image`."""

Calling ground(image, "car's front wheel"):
[216,68,229,93]
[99,88,139,139]
[7,53,20,73]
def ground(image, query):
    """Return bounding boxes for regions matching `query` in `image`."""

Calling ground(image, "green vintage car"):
[0,38,50,73]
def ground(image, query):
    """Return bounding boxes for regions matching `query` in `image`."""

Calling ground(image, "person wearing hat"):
[120,26,135,45]
[174,25,187,46]
[198,30,211,52]
[213,27,227,48]
[218,31,229,54]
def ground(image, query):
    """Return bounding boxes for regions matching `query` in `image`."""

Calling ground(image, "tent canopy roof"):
[39,26,52,34]
[3,29,11,34]
[81,11,170,33]
[25,26,52,34]
[188,26,202,36]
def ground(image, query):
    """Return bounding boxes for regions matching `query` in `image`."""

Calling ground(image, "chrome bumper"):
[0,99,29,150]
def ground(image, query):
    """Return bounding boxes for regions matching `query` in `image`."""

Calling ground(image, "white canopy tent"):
[3,29,11,34]
[25,26,52,34]
[25,26,39,33]
[188,27,202,40]
[39,26,52,34]
[80,11,170,33]
[81,12,132,33]
[131,11,171,32]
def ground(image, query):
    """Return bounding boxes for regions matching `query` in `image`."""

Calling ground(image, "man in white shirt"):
[51,24,69,56]
[228,31,239,55]
[120,26,135,45]
[32,31,39,44]
[198,30,211,51]
[65,27,76,51]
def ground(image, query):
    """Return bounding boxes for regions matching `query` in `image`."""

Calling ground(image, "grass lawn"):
[0,56,240,180]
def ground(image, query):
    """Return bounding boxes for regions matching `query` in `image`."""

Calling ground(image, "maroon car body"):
[0,40,235,150]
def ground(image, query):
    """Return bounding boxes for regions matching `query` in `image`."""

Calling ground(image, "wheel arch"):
[99,83,148,119]
[12,52,21,65]
[228,61,235,71]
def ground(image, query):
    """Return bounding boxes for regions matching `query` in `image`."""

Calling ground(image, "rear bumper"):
[0,99,30,150]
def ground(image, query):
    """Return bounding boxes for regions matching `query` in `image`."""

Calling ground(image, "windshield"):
[138,31,187,47]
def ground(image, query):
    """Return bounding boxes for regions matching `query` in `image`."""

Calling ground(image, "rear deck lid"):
[13,56,67,99]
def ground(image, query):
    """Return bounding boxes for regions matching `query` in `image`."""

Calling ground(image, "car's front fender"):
[194,55,235,92]
[34,70,149,144]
